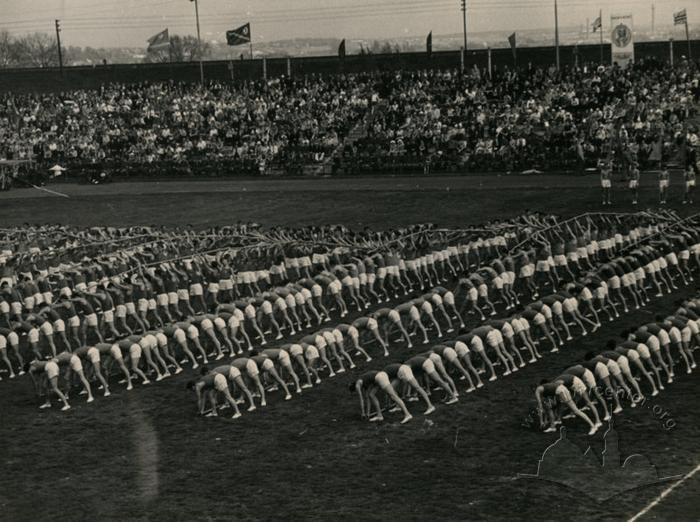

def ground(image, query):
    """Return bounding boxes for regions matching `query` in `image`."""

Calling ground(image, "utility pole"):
[54,19,64,74]
[191,0,204,84]
[461,0,467,50]
[651,3,655,34]
[554,0,560,70]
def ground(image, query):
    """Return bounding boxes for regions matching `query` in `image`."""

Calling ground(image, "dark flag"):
[591,16,602,32]
[147,29,170,52]
[338,39,346,59]
[673,9,687,25]
[226,23,251,46]
[508,32,516,58]
[426,31,432,57]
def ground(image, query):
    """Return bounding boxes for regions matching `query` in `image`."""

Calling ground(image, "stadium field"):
[3,173,699,227]
[0,174,699,521]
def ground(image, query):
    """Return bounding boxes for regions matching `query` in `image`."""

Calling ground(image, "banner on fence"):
[610,14,634,67]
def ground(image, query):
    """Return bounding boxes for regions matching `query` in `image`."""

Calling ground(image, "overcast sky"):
[0,0,691,48]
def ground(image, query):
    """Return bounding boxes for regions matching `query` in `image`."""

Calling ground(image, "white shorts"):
[46,361,60,379]
[681,326,692,344]
[615,356,630,375]
[501,322,514,338]
[245,359,260,377]
[606,360,621,376]
[520,265,534,278]
[581,369,596,389]
[571,376,586,396]
[397,364,414,381]
[646,335,660,352]
[486,329,503,347]
[374,371,391,389]
[563,298,577,313]
[454,341,469,357]
[593,361,609,380]
[69,354,83,372]
[637,344,650,359]
[305,345,319,361]
[110,344,123,360]
[187,325,199,340]
[40,322,54,336]
[87,347,100,364]
[556,384,572,403]
[214,373,228,392]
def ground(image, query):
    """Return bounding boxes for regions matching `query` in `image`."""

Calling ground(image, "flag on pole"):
[426,31,433,57]
[147,29,170,52]
[673,9,687,25]
[226,23,251,46]
[508,32,517,58]
[591,16,602,32]
[338,39,346,59]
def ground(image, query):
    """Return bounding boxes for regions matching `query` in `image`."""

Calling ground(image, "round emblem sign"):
[612,24,632,47]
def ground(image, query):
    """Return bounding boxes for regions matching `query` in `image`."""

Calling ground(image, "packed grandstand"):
[1,57,698,179]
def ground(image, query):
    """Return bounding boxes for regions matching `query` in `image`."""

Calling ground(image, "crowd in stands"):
[0,58,698,177]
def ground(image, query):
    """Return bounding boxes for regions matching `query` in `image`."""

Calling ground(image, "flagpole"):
[554,0,560,70]
[487,46,492,79]
[192,0,204,84]
[461,0,467,51]
[685,19,691,60]
[670,38,674,66]
[599,9,603,63]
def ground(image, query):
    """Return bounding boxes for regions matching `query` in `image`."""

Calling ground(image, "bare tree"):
[0,30,22,67]
[16,32,59,67]
[144,34,211,63]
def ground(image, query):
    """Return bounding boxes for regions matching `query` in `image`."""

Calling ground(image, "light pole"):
[554,0,560,70]
[461,0,467,50]
[191,0,204,84]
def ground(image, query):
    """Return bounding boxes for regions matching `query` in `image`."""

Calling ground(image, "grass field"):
[0,174,699,521]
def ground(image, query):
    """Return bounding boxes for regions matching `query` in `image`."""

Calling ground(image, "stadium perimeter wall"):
[0,39,698,93]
